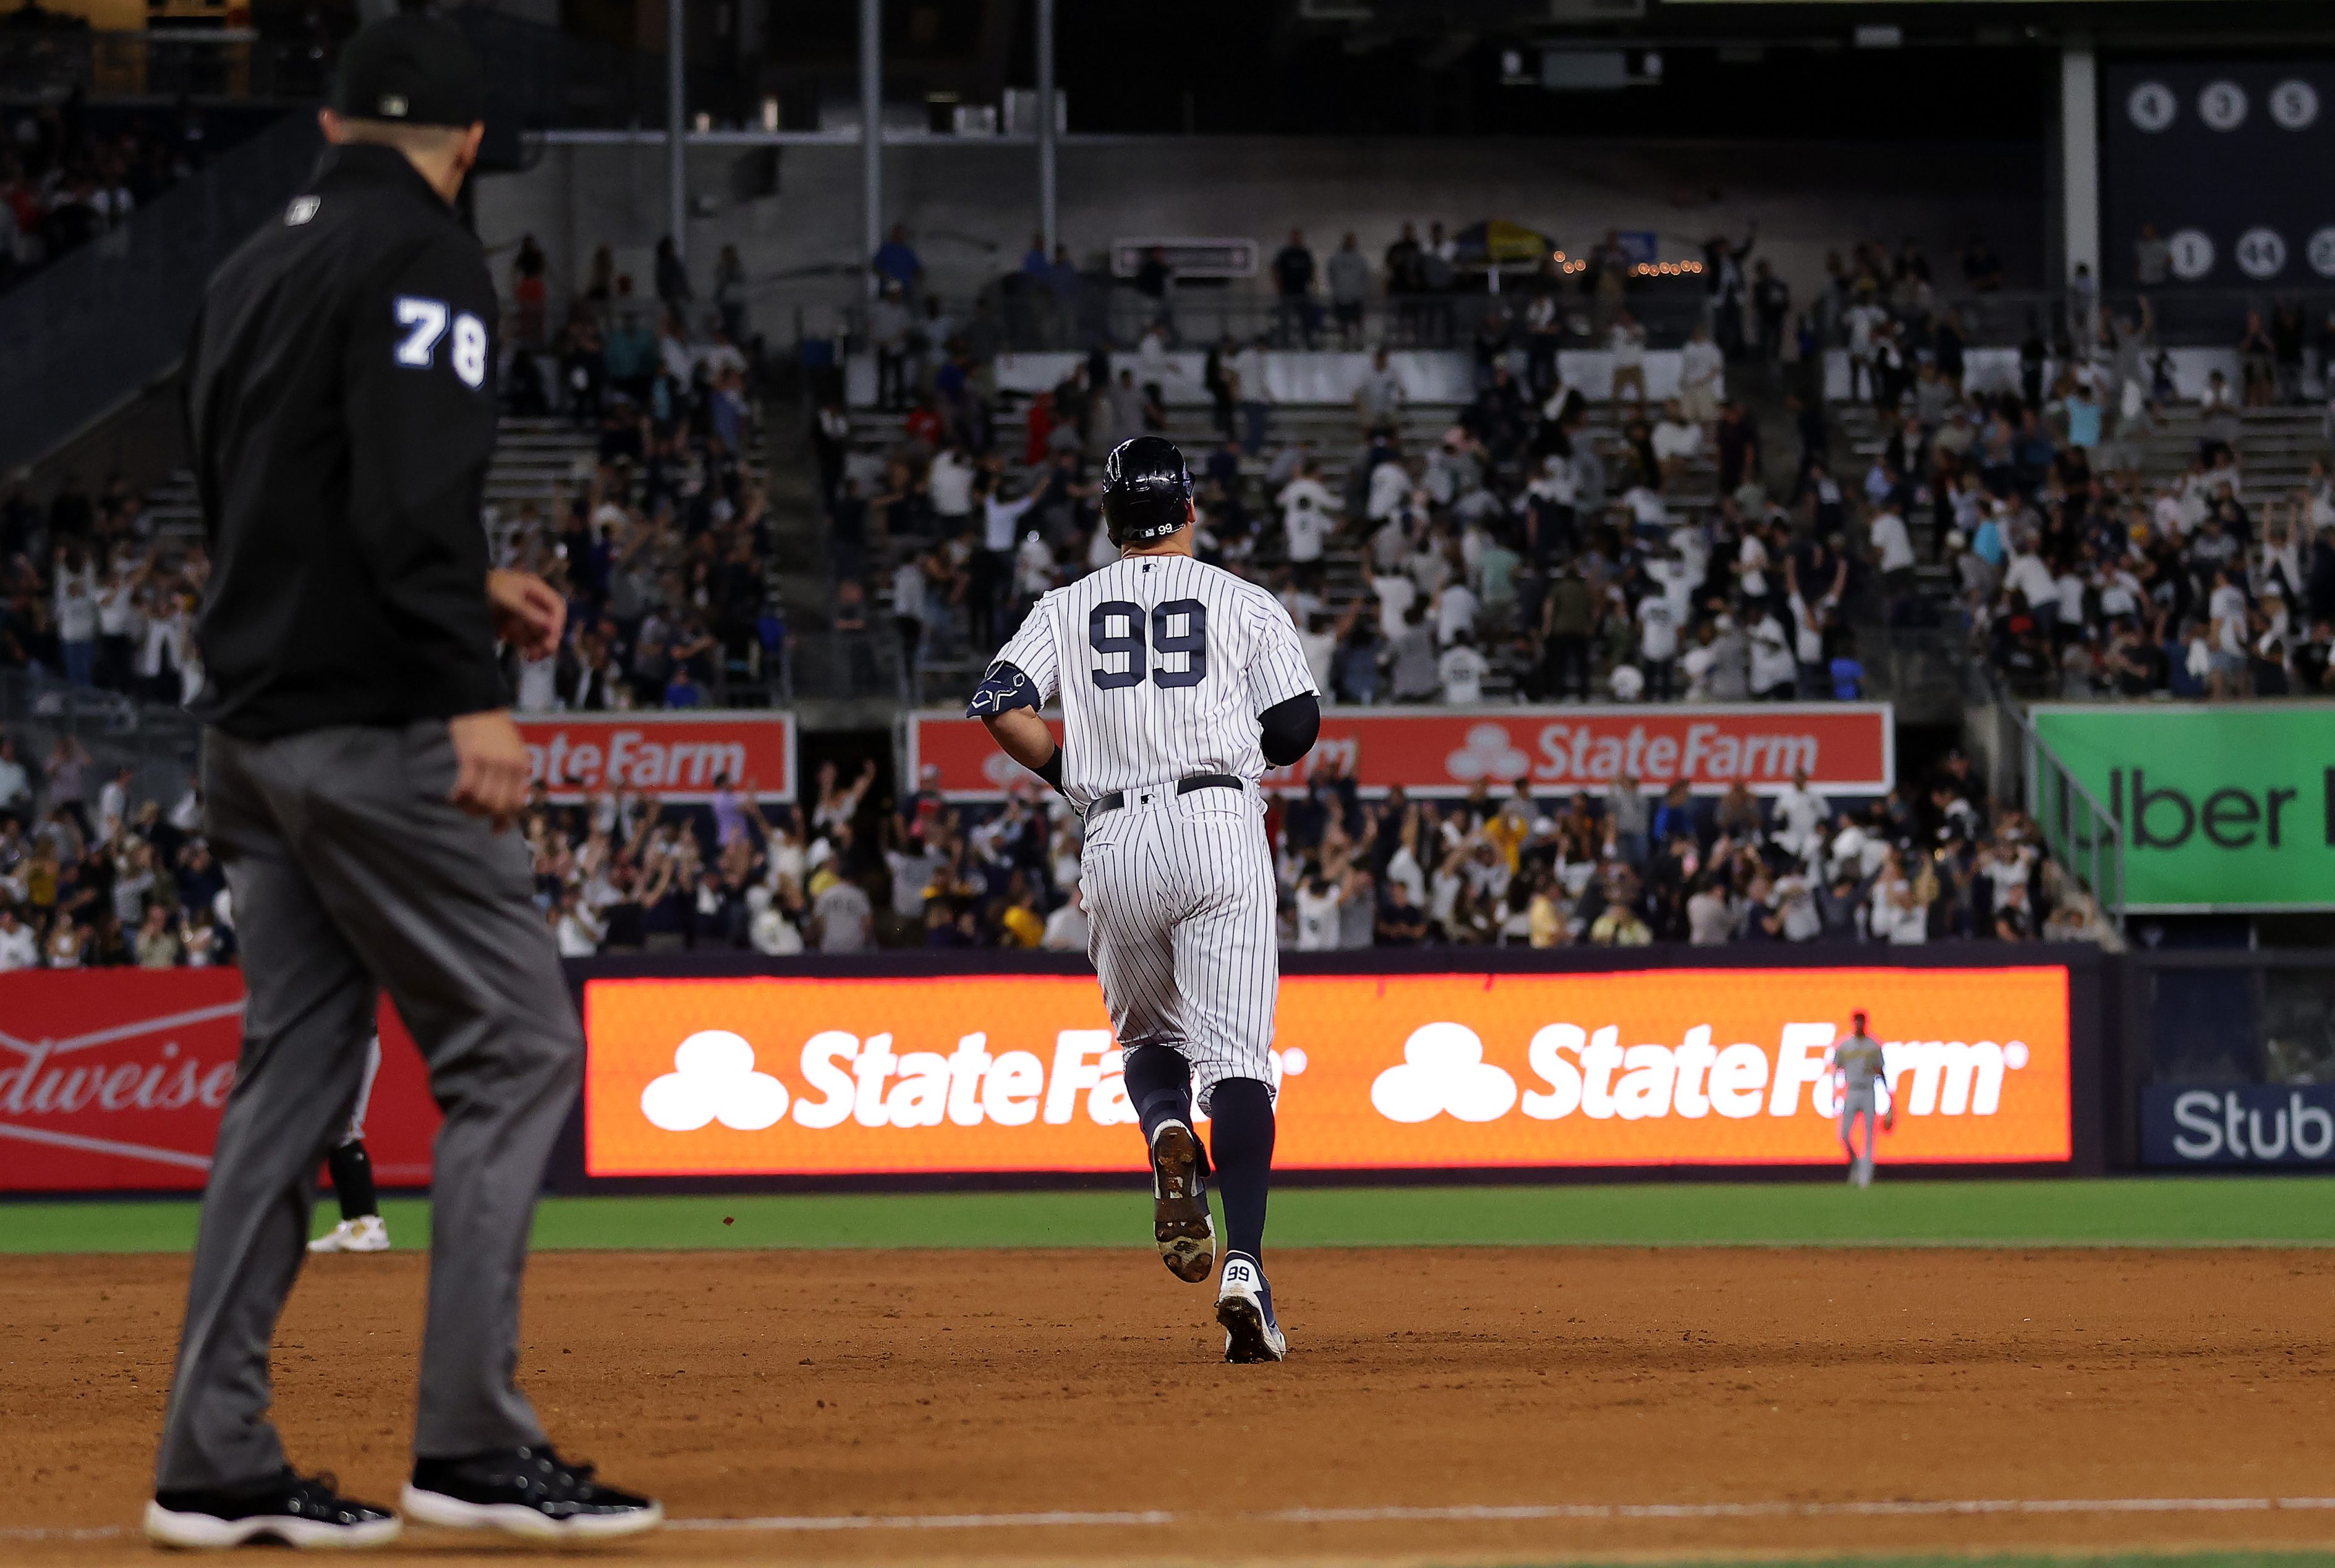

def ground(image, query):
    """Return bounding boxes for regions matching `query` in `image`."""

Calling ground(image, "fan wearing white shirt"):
[1748,608,1797,700]
[1868,507,1916,598]
[1607,312,1648,404]
[1278,468,1337,566]
[928,444,976,526]
[1434,579,1479,648]
[1635,591,1680,700]
[1676,325,1724,425]
[0,906,35,971]
[1437,632,1489,704]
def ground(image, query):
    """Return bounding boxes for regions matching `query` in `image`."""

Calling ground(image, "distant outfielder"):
[1830,1010,1890,1189]
[971,434,1321,1362]
[308,1033,388,1254]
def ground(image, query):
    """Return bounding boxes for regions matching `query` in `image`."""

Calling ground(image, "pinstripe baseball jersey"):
[982,554,1317,812]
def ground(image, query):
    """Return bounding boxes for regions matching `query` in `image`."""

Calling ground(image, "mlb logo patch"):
[284,196,320,226]
[380,93,409,118]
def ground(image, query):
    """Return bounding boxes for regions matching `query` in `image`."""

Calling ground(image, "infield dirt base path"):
[7,1245,2335,1565]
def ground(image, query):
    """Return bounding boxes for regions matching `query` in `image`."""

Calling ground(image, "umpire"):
[147,12,660,1550]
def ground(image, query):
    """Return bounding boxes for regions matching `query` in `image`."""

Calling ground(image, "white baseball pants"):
[1079,785,1279,1114]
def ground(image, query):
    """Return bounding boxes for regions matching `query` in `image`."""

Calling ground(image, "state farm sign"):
[516,713,795,802]
[0,972,443,1193]
[907,705,1891,799]
[581,967,2069,1176]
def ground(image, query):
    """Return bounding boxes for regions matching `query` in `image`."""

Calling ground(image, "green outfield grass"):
[3,1176,2333,1255]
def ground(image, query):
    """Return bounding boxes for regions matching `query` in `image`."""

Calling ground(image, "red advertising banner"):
[516,713,796,803]
[908,705,1892,800]
[0,972,443,1194]
[582,967,2068,1177]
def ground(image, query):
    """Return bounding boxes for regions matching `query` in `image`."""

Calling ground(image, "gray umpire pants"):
[155,721,579,1491]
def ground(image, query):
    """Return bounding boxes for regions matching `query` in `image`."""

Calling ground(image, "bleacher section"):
[845,397,1728,703]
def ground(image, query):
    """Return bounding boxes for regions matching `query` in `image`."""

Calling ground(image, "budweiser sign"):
[908,704,1892,799]
[515,713,796,802]
[0,972,443,1193]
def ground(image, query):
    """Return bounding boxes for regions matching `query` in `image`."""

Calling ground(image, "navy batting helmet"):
[1102,435,1193,546]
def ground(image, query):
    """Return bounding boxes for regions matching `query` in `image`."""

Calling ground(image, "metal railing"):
[0,669,202,829]
[830,279,1722,357]
[2012,701,2127,933]
[0,28,335,101]
[0,15,733,128]
[1835,287,2335,354]
[0,110,320,475]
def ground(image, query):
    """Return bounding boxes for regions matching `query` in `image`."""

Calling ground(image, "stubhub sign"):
[2141,1084,2335,1166]
[582,968,2072,1176]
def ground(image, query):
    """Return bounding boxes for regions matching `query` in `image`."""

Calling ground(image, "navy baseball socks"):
[1127,1046,1215,1282]
[1207,1078,1287,1362]
[1125,1053,1285,1359]
[308,1140,389,1254]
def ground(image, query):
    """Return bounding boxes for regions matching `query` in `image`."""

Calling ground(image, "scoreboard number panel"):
[2310,228,2335,281]
[2103,61,2335,292]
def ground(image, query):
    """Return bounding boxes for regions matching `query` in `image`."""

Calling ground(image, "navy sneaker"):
[401,1446,661,1541]
[146,1467,401,1549]
[1215,1251,1287,1363]
[1149,1119,1217,1283]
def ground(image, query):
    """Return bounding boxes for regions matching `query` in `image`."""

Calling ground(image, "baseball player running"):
[307,1033,389,1253]
[971,435,1321,1362]
[1831,1010,1890,1189]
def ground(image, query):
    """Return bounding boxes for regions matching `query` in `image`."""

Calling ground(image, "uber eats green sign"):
[2030,705,2335,911]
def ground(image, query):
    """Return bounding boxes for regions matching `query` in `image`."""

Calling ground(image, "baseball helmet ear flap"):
[1102,435,1194,546]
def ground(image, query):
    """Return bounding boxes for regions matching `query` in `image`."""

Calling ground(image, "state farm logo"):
[1367,1020,2032,1124]
[519,723,788,794]
[638,1028,1308,1133]
[1445,724,1531,784]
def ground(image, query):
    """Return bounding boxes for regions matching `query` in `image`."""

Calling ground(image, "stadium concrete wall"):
[474,135,2046,341]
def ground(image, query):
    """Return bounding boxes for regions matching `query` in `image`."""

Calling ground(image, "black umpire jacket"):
[185,142,507,739]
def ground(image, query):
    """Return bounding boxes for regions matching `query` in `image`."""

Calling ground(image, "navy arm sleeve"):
[1257,692,1321,768]
[966,659,1040,717]
[342,231,508,718]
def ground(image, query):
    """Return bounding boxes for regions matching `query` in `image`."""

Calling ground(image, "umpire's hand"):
[448,710,532,830]
[487,568,566,659]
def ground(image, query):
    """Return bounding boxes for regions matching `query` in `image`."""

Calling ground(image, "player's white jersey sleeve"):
[977,594,1065,712]
[1242,591,1318,715]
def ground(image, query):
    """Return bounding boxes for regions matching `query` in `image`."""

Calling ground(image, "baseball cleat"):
[308,1216,389,1254]
[1149,1119,1215,1283]
[401,1444,661,1541]
[146,1466,401,1549]
[1215,1252,1287,1363]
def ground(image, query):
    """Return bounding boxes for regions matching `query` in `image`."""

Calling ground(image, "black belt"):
[1087,774,1243,818]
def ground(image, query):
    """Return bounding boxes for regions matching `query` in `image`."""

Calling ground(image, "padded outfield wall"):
[0,947,2123,1195]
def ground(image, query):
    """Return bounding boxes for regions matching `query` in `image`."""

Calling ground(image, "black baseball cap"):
[331,12,487,129]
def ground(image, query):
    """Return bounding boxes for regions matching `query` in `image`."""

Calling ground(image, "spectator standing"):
[1230,336,1272,456]
[1326,232,1371,349]
[1609,311,1648,405]
[1273,229,1318,349]
[871,222,922,297]
[653,234,692,315]
[1677,325,1724,425]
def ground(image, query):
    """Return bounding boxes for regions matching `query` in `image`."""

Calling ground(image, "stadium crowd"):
[1,91,210,290]
[839,269,1863,710]
[490,739,2109,957]
[0,235,783,713]
[1876,295,2335,701]
[0,734,228,970]
[0,726,2106,968]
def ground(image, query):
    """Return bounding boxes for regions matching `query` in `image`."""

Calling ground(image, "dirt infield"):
[7,1244,2335,1565]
